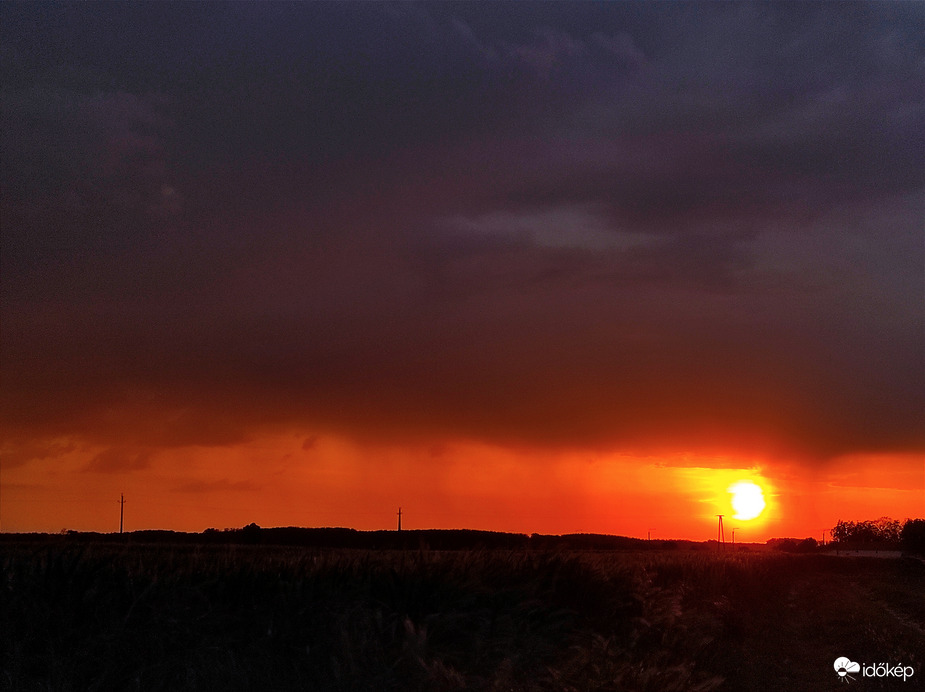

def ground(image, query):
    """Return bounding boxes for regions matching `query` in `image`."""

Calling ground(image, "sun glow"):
[729,481,766,520]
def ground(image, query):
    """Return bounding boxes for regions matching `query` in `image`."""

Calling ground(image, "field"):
[2,543,923,691]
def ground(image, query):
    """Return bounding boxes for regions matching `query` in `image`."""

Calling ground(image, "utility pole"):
[119,494,126,534]
[397,507,402,532]
[647,529,656,541]
[731,528,738,548]
[716,514,724,550]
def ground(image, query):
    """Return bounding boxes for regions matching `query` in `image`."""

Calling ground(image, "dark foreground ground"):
[2,544,923,691]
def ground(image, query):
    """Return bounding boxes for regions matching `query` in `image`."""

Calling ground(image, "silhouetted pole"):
[397,507,402,532]
[731,528,738,548]
[119,494,126,534]
[716,514,724,550]
[648,529,656,541]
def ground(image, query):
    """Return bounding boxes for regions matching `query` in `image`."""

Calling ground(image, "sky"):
[1,2,923,540]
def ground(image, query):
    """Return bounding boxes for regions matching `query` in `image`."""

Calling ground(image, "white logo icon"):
[834,657,861,683]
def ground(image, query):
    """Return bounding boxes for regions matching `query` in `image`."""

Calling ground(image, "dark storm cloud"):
[1,2,923,463]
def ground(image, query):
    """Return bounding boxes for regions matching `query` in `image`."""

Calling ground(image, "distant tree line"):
[201,525,535,550]
[766,537,818,553]
[830,517,925,552]
[6,520,923,553]
[0,526,691,551]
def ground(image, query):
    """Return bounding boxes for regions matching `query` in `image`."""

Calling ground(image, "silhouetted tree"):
[241,522,262,544]
[872,517,902,543]
[831,517,902,547]
[901,519,925,554]
[767,537,817,553]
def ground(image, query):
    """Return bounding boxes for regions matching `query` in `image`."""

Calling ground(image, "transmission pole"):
[397,507,402,532]
[716,514,724,550]
[119,494,126,534]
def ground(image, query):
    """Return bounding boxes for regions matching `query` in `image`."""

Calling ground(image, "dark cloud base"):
[2,3,923,466]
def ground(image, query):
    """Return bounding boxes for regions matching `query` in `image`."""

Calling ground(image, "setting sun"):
[729,481,766,521]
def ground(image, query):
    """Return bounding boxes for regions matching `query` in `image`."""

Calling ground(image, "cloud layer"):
[2,3,923,467]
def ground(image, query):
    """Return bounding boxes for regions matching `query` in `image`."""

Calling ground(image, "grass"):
[2,544,923,691]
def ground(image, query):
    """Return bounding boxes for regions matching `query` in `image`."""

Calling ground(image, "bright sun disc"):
[729,481,766,520]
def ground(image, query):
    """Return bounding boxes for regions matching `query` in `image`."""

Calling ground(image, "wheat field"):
[2,543,923,691]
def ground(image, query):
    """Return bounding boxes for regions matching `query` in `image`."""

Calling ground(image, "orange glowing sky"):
[2,3,924,537]
[3,434,922,541]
